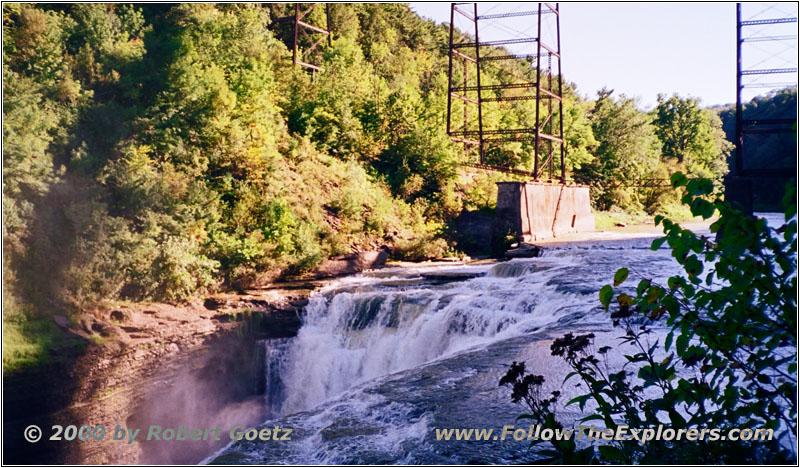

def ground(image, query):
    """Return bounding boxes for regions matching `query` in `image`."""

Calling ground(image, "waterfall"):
[214,234,704,464]
[271,260,590,416]
[256,338,294,418]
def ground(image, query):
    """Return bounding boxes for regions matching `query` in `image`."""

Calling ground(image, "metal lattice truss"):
[447,3,566,182]
[277,3,332,72]
[734,2,798,177]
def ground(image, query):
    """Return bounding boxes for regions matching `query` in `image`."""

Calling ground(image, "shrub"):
[149,236,219,302]
[501,174,797,464]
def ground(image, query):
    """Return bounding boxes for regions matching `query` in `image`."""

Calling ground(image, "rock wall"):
[2,289,312,465]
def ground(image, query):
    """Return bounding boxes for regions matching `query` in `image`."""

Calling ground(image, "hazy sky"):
[408,2,799,109]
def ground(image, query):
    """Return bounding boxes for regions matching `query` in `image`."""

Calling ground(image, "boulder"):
[314,247,390,278]
[504,243,543,258]
[53,315,71,329]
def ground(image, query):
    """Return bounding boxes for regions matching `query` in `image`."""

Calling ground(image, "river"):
[207,214,786,464]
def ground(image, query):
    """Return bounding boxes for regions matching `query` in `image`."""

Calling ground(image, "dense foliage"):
[501,176,797,463]
[574,91,731,213]
[3,4,734,371]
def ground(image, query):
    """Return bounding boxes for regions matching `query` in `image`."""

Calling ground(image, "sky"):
[408,2,799,110]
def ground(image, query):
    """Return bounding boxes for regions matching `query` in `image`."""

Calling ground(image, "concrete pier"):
[494,181,594,242]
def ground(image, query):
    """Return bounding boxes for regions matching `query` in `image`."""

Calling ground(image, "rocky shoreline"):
[3,281,323,465]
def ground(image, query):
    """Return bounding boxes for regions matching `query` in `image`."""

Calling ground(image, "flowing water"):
[209,215,785,464]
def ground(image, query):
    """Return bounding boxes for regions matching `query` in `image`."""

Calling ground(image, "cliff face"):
[3,285,316,464]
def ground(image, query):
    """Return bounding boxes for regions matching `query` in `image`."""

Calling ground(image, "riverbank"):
[2,281,324,464]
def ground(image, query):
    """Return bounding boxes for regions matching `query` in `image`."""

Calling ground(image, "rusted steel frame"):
[453,37,538,48]
[742,35,797,42]
[297,3,315,21]
[480,53,548,62]
[485,136,537,142]
[537,88,563,99]
[285,3,332,72]
[462,59,468,145]
[538,133,563,143]
[473,3,484,164]
[451,92,479,104]
[556,2,566,183]
[460,82,537,92]
[735,3,743,175]
[537,151,554,180]
[305,33,329,55]
[295,60,323,71]
[326,4,332,47]
[740,17,796,26]
[461,163,536,177]
[453,49,477,63]
[447,4,455,136]
[478,10,547,20]
[292,3,300,66]
[482,95,538,102]
[741,67,798,75]
[736,3,798,178]
[538,108,553,132]
[539,42,560,58]
[445,3,568,178]
[534,2,543,178]
[298,19,330,36]
[547,52,554,178]
[461,128,537,136]
[453,5,475,21]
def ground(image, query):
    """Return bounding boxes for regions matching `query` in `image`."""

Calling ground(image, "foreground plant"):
[501,174,797,464]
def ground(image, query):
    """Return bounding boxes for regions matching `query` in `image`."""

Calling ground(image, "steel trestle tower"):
[277,3,332,73]
[446,2,566,183]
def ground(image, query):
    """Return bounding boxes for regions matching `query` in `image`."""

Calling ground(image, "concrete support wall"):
[494,182,594,242]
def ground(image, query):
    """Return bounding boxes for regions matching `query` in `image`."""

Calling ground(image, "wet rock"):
[203,297,223,310]
[314,248,390,278]
[504,243,543,258]
[109,310,130,323]
[435,257,463,263]
[53,315,71,329]
[420,271,485,283]
[79,317,120,339]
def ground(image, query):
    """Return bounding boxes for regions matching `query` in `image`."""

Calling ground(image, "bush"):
[149,236,219,302]
[501,174,797,464]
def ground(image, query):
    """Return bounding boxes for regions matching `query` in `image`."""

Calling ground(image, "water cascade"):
[219,229,730,464]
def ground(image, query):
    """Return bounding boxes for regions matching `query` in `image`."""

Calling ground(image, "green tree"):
[653,93,731,179]
[562,93,598,173]
[575,89,662,211]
